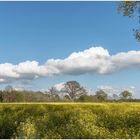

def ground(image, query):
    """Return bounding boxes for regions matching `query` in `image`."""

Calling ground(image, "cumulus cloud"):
[45,47,112,75]
[53,82,65,91]
[45,47,140,75]
[0,46,140,83]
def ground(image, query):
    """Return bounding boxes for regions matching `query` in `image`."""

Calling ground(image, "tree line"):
[0,81,137,102]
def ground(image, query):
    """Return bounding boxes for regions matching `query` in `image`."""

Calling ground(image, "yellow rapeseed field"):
[0,102,140,139]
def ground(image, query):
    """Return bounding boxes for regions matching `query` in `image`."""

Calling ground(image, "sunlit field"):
[0,102,140,139]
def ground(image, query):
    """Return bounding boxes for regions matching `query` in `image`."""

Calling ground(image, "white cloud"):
[130,86,135,89]
[0,63,19,78]
[48,82,67,97]
[97,85,120,96]
[53,82,65,91]
[15,61,47,78]
[0,46,140,83]
[45,47,112,75]
[13,86,25,91]
[97,85,136,97]
[45,47,140,75]
[112,50,140,71]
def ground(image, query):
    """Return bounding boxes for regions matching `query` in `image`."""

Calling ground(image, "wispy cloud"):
[0,46,140,83]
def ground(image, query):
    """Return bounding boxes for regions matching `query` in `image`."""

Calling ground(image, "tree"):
[5,85,13,92]
[0,91,3,102]
[64,81,87,101]
[2,90,16,102]
[119,90,132,100]
[95,90,108,101]
[63,95,71,101]
[48,87,60,101]
[112,93,119,101]
[118,1,140,41]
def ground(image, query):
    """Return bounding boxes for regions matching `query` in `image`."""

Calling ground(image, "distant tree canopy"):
[95,90,108,101]
[48,87,60,101]
[64,81,87,101]
[112,93,119,100]
[118,1,140,41]
[120,90,132,100]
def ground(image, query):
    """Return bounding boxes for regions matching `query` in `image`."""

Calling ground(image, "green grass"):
[0,102,140,139]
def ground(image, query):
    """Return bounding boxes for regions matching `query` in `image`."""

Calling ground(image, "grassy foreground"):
[0,102,140,139]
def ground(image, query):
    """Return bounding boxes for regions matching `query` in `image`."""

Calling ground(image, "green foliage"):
[120,90,132,100]
[64,81,87,101]
[95,90,108,101]
[118,1,138,17]
[13,118,37,139]
[0,103,140,139]
[118,1,140,41]
[0,90,52,102]
[77,95,97,102]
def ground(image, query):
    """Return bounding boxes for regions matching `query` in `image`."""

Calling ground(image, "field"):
[1,102,140,139]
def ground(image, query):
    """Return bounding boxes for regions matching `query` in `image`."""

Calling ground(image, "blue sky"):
[0,2,140,97]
